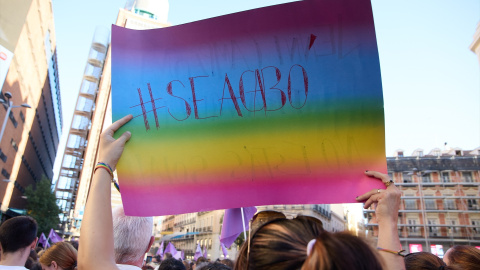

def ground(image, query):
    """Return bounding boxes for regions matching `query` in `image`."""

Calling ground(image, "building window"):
[422,173,431,183]
[467,198,479,210]
[425,199,436,210]
[408,219,417,233]
[472,220,480,234]
[0,148,6,162]
[448,219,457,233]
[444,199,456,210]
[402,172,413,183]
[441,172,450,183]
[8,111,17,128]
[405,199,417,210]
[428,219,438,236]
[1,168,10,179]
[10,138,18,152]
[397,151,404,157]
[463,172,473,183]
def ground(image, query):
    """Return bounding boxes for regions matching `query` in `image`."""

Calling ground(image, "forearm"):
[377,221,405,270]
[78,169,118,270]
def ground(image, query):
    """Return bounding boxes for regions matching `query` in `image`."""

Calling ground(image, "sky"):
[51,0,480,178]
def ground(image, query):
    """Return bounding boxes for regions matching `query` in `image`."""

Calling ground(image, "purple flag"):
[156,241,164,258]
[194,244,202,261]
[181,250,185,260]
[38,232,47,248]
[48,229,63,243]
[164,242,177,256]
[173,249,182,260]
[220,206,257,248]
[221,243,228,258]
[203,246,207,258]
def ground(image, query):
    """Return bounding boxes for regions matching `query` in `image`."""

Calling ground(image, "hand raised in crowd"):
[97,114,133,170]
[356,170,402,224]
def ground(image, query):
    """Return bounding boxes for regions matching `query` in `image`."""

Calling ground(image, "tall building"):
[54,0,170,237]
[0,0,62,219]
[364,147,480,256]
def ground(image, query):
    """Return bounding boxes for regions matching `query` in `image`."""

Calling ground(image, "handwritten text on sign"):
[111,0,387,216]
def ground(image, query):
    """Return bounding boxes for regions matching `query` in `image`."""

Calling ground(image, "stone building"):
[364,147,480,256]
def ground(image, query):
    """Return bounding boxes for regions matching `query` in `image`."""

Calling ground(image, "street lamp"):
[0,91,31,144]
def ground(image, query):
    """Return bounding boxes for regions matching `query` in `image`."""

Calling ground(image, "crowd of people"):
[1,114,479,270]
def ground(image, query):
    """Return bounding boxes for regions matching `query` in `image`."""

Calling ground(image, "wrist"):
[95,162,114,178]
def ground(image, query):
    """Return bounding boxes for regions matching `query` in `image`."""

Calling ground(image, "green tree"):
[25,176,61,236]
[234,230,249,247]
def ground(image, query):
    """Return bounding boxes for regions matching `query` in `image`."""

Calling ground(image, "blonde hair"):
[40,242,77,270]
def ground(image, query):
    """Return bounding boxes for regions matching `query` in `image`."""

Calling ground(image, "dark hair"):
[234,216,324,270]
[196,257,207,264]
[303,231,382,270]
[0,216,37,253]
[444,245,480,270]
[220,259,234,269]
[29,262,43,270]
[404,252,451,270]
[159,258,186,270]
[197,262,232,270]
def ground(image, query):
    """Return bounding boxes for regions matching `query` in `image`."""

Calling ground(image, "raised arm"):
[78,115,133,270]
[356,170,405,270]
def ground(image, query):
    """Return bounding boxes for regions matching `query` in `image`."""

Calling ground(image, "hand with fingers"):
[356,170,402,225]
[98,114,133,171]
[356,170,406,270]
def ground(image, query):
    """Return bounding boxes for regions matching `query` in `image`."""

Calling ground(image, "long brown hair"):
[444,245,480,270]
[404,252,455,270]
[234,215,383,270]
[302,232,382,270]
[40,242,77,270]
[234,216,324,270]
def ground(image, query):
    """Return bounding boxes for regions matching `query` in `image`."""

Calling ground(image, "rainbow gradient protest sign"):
[112,0,386,216]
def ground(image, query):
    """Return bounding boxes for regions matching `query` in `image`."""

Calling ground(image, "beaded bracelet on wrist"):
[94,162,120,192]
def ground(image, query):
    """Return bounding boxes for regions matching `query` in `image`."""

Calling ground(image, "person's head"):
[112,206,154,265]
[404,252,450,270]
[0,216,37,254]
[196,256,206,265]
[235,214,382,270]
[159,257,186,270]
[197,262,231,270]
[164,252,173,259]
[39,242,77,270]
[220,259,233,269]
[30,262,43,270]
[443,245,480,270]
